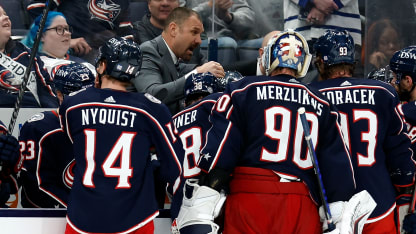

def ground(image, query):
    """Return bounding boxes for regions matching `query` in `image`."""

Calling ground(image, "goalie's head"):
[53,63,95,95]
[96,37,142,82]
[261,29,311,77]
[314,29,355,66]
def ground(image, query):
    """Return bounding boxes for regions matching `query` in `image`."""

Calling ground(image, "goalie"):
[172,30,375,234]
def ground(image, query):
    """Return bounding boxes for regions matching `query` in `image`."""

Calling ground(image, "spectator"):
[134,0,180,44]
[26,0,135,63]
[181,0,255,40]
[284,0,363,81]
[59,37,183,234]
[364,18,403,75]
[134,0,204,65]
[21,11,95,77]
[181,0,257,65]
[133,7,225,114]
[284,0,360,43]
[19,63,95,208]
[0,5,58,108]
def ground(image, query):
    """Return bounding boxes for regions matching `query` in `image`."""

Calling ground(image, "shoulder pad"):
[145,93,161,104]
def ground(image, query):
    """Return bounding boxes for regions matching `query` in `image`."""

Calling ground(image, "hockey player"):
[170,72,222,220]
[388,46,416,234]
[173,30,360,233]
[0,120,22,208]
[311,30,415,233]
[59,37,183,234]
[19,62,95,208]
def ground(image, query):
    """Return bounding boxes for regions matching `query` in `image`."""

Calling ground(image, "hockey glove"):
[404,213,416,234]
[172,179,226,234]
[0,134,21,176]
[319,190,376,234]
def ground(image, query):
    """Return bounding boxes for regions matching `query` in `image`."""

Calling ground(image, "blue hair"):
[21,11,66,52]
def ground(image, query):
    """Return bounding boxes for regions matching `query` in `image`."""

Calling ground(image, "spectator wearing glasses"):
[0,5,58,108]
[21,11,96,79]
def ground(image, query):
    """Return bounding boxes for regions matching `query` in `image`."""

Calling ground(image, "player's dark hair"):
[315,53,355,80]
[163,7,201,30]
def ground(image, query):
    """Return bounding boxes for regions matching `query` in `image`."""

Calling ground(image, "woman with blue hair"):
[21,11,95,79]
[0,4,58,108]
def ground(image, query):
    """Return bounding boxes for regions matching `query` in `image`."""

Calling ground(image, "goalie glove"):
[319,190,376,234]
[172,179,226,234]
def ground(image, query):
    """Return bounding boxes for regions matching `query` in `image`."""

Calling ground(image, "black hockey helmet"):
[96,37,142,82]
[54,62,95,95]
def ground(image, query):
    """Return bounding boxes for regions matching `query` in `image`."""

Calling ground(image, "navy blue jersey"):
[170,92,221,219]
[200,75,356,205]
[0,40,58,108]
[310,77,415,220]
[59,87,183,233]
[18,110,73,208]
[399,102,416,157]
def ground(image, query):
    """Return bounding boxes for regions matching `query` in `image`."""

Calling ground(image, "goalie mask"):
[53,63,95,95]
[96,37,142,82]
[313,29,355,66]
[261,29,311,77]
[389,46,416,83]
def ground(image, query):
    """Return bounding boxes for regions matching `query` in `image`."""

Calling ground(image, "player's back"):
[171,92,221,219]
[310,77,414,219]
[200,74,355,204]
[19,110,71,208]
[59,87,182,233]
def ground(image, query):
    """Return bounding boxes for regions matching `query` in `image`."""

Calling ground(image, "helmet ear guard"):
[261,29,311,78]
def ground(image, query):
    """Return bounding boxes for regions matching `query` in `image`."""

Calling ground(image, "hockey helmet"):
[314,30,355,66]
[389,45,416,82]
[184,72,218,101]
[216,71,244,91]
[96,37,142,82]
[53,62,95,95]
[367,66,394,84]
[261,29,311,77]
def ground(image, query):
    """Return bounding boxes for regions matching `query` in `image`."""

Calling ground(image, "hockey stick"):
[298,107,336,232]
[7,0,52,134]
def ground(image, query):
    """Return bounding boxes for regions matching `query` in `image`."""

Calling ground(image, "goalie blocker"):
[172,168,230,234]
